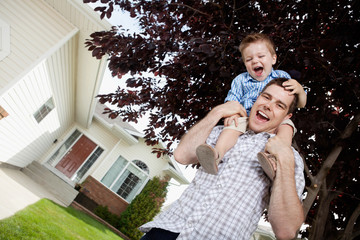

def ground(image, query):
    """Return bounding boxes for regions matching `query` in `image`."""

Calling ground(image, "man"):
[139,78,305,240]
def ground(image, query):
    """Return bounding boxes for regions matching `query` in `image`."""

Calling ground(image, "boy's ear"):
[272,54,277,65]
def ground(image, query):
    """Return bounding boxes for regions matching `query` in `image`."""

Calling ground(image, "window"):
[133,160,149,174]
[47,130,81,166]
[0,106,9,120]
[72,147,104,182]
[101,156,149,202]
[33,98,54,123]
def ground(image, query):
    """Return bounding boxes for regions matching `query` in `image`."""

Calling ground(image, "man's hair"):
[262,78,299,114]
[239,33,276,56]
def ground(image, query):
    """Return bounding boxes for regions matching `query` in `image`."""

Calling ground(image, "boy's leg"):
[196,117,247,175]
[258,119,296,180]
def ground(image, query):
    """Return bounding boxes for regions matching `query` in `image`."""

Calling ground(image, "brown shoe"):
[257,152,277,180]
[196,144,220,175]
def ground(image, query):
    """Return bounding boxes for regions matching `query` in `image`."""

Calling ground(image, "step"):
[22,162,78,206]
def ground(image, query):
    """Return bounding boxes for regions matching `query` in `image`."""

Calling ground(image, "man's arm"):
[265,138,305,240]
[174,101,244,165]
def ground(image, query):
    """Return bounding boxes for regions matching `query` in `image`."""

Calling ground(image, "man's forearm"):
[174,108,223,165]
[174,101,243,165]
[268,148,304,240]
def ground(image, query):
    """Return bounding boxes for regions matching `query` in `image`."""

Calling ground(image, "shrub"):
[118,176,169,240]
[94,205,121,228]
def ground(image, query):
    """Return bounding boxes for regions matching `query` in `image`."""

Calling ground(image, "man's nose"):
[264,101,272,110]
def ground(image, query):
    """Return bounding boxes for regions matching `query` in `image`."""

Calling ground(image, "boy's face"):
[242,41,277,81]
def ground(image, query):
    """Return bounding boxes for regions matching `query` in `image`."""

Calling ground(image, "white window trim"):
[104,157,150,203]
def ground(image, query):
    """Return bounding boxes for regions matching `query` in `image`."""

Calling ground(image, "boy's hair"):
[262,78,299,114]
[239,33,276,56]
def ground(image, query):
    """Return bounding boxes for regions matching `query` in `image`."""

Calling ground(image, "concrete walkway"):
[0,165,64,220]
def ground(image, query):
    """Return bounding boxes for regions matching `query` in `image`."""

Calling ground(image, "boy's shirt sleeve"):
[224,73,245,103]
[275,70,291,79]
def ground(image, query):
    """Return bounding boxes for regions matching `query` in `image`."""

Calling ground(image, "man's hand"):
[223,102,247,127]
[210,101,246,120]
[264,136,294,171]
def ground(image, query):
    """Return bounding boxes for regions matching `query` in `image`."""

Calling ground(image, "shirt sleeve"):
[205,126,224,147]
[292,149,306,200]
[275,70,291,79]
[224,73,244,103]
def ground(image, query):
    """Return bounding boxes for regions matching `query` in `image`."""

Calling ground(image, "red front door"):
[55,135,97,178]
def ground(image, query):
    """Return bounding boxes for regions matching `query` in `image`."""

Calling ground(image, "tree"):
[83,0,360,239]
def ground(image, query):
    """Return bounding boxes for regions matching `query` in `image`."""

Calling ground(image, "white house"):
[0,0,188,216]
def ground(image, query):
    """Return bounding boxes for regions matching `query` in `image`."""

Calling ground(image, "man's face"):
[248,84,294,133]
[242,41,277,81]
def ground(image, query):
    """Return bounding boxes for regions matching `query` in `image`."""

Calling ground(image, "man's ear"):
[284,113,292,120]
[272,54,277,65]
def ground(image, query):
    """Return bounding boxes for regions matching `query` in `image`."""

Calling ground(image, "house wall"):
[80,175,129,216]
[44,0,112,129]
[0,0,77,95]
[0,40,77,168]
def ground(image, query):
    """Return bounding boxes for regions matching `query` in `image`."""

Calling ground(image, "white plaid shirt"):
[224,69,291,115]
[139,126,305,240]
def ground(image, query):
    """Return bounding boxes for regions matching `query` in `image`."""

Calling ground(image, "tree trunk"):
[303,113,360,239]
[341,203,360,240]
[309,185,337,240]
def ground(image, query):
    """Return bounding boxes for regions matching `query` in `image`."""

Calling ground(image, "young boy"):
[196,33,307,179]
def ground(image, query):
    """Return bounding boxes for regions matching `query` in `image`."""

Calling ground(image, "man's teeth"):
[258,111,269,119]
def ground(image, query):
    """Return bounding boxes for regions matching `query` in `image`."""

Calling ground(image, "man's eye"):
[277,104,285,109]
[262,95,270,99]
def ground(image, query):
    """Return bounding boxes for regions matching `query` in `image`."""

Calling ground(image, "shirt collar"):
[244,130,275,138]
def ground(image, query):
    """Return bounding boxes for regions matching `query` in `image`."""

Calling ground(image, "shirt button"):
[188,223,192,228]
[218,184,222,188]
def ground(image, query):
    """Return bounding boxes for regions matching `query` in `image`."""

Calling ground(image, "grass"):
[0,199,124,240]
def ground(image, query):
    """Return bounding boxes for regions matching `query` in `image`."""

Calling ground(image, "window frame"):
[101,156,150,203]
[33,97,55,123]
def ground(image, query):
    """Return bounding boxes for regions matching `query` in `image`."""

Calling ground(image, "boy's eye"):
[259,55,265,58]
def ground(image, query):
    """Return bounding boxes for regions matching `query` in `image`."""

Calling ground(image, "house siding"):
[0,40,77,167]
[0,0,77,94]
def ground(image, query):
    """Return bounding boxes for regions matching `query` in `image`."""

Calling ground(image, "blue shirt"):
[224,69,291,115]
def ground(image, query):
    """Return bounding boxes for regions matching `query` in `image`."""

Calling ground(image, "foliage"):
[94,205,121,228]
[84,0,360,239]
[117,176,169,240]
[0,198,123,240]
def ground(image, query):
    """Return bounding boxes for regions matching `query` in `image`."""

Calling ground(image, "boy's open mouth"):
[254,67,263,77]
[256,111,269,122]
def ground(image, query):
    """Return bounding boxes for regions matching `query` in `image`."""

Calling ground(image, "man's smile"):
[256,110,269,122]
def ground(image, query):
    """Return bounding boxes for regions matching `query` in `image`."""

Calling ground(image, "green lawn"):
[0,199,124,240]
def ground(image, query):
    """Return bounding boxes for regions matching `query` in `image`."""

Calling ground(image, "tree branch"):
[169,3,212,17]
